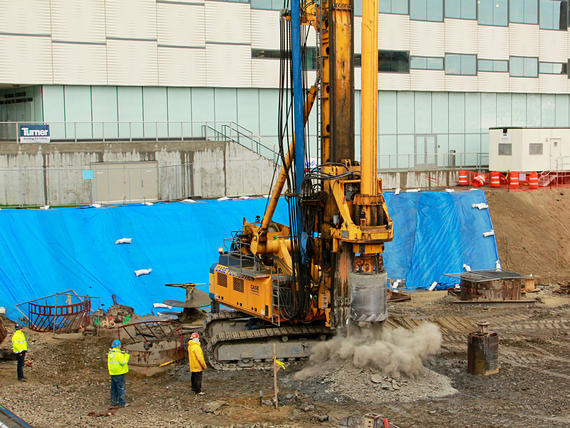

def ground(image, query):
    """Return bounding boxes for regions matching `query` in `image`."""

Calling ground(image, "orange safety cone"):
[509,171,519,188]
[472,174,486,187]
[528,171,538,189]
[458,170,468,186]
[490,171,500,187]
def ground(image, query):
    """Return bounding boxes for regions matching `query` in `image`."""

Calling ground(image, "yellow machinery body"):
[210,265,274,322]
[208,0,393,335]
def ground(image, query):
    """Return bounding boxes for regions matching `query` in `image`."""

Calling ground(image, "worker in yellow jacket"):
[188,332,207,394]
[12,324,28,382]
[107,339,130,407]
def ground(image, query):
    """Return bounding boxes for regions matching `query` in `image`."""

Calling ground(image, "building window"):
[379,50,410,73]
[510,0,538,24]
[529,143,543,155]
[445,0,476,19]
[499,143,512,155]
[445,54,477,75]
[355,51,410,73]
[252,48,318,70]
[478,59,509,72]
[250,0,282,10]
[540,0,568,30]
[410,56,444,70]
[539,62,567,74]
[510,56,538,77]
[380,0,409,14]
[478,0,508,26]
[410,0,444,21]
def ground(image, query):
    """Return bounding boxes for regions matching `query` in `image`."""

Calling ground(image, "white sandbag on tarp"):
[115,238,132,245]
[472,203,488,210]
[483,230,495,237]
[134,268,152,277]
[153,303,172,309]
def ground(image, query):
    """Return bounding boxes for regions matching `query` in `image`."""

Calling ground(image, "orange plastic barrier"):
[490,171,500,187]
[458,170,468,185]
[472,174,486,187]
[509,171,519,188]
[528,171,538,189]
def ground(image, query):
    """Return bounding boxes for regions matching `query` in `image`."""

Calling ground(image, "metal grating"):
[233,277,244,293]
[217,272,227,287]
[444,269,530,283]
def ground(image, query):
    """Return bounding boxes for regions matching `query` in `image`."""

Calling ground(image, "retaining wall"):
[0,140,462,206]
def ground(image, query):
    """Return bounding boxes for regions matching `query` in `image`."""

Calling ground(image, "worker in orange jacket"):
[188,332,207,394]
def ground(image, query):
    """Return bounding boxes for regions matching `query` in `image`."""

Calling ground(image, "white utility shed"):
[489,128,570,172]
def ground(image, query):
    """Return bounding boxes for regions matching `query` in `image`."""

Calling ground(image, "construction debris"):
[553,283,570,294]
[444,269,531,301]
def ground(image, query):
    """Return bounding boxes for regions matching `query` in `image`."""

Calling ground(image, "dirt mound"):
[486,189,570,284]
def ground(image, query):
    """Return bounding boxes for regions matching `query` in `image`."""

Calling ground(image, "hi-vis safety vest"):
[12,330,27,354]
[107,347,130,375]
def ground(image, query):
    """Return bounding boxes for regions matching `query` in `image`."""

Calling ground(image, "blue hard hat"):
[14,324,22,330]
[112,339,121,348]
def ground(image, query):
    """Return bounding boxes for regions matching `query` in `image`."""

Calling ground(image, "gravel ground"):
[1,289,568,427]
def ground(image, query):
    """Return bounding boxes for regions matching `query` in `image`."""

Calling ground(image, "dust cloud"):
[295,322,442,380]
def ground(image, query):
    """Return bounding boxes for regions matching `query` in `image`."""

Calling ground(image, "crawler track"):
[203,311,332,370]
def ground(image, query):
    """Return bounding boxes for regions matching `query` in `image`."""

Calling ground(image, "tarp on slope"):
[0,190,498,320]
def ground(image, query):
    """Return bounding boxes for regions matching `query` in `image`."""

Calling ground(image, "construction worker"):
[107,339,130,407]
[188,332,206,394]
[12,324,28,382]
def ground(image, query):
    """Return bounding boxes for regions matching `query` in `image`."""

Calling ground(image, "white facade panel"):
[252,59,280,88]
[539,30,568,63]
[206,44,251,87]
[379,14,410,51]
[355,17,362,54]
[251,10,280,49]
[157,3,205,47]
[304,25,318,48]
[106,0,157,40]
[410,70,445,91]
[51,0,105,43]
[445,76,478,92]
[0,35,52,84]
[478,26,509,60]
[379,73,411,91]
[478,73,510,93]
[509,24,539,57]
[410,21,444,57]
[205,2,250,44]
[158,47,206,87]
[445,19,477,54]
[107,40,158,86]
[509,77,539,93]
[52,44,107,85]
[539,75,568,94]
[0,0,51,35]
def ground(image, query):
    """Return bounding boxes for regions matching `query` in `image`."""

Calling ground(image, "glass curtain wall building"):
[0,0,569,169]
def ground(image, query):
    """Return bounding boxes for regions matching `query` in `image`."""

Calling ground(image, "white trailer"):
[489,127,570,172]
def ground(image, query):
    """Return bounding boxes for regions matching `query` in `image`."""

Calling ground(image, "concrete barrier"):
[0,139,464,206]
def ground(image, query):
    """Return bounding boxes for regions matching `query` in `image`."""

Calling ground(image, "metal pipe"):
[361,0,378,196]
[261,86,317,231]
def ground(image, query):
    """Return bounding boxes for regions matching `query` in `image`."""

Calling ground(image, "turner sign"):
[19,124,50,143]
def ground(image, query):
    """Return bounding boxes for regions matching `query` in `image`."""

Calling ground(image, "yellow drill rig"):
[204,0,393,369]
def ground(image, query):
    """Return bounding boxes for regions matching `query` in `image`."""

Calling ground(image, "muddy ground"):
[1,188,569,427]
[1,288,568,428]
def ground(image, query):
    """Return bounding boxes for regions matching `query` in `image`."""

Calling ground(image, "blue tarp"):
[0,190,498,320]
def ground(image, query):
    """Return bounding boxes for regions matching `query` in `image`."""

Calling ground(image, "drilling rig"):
[204,0,393,369]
